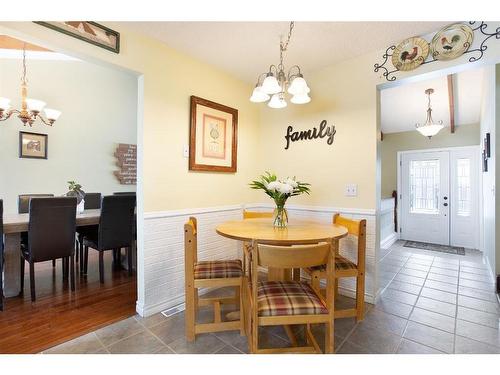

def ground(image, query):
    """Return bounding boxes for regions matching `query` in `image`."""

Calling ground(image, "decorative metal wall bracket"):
[374,22,500,82]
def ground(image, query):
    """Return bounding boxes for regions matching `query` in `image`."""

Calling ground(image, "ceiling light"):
[250,22,311,109]
[415,88,444,138]
[0,44,61,126]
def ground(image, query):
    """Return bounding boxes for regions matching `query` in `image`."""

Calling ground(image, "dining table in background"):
[2,209,101,297]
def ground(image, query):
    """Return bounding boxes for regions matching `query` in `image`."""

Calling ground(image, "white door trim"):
[396,145,482,248]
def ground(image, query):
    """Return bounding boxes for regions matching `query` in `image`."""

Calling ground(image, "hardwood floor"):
[0,250,136,354]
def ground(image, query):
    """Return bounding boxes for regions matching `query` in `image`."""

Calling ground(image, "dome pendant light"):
[249,22,311,109]
[415,88,444,139]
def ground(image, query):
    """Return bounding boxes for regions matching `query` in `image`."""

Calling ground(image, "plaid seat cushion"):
[194,260,242,279]
[308,255,357,272]
[257,281,327,317]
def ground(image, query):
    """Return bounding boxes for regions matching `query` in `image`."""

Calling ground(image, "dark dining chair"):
[20,197,77,302]
[83,195,136,283]
[75,193,101,265]
[19,194,56,267]
[1,199,4,311]
[113,192,136,196]
[18,194,54,214]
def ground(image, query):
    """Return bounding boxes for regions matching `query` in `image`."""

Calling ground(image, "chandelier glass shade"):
[415,88,444,138]
[250,22,311,109]
[0,45,61,126]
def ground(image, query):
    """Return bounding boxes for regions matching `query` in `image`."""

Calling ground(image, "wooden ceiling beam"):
[447,74,455,134]
[0,35,52,52]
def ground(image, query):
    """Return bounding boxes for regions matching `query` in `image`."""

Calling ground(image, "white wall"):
[0,57,137,214]
[479,65,496,276]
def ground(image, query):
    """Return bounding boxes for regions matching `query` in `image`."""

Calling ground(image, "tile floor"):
[42,241,500,354]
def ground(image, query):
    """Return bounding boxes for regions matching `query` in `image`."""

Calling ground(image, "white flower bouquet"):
[250,172,311,227]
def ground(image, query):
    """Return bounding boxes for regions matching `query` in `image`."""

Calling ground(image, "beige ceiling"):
[120,21,450,83]
[381,66,484,134]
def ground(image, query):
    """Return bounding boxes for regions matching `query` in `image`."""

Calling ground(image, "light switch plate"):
[345,184,357,197]
[183,145,189,158]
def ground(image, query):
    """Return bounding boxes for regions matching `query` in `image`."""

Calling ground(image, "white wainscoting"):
[137,203,376,317]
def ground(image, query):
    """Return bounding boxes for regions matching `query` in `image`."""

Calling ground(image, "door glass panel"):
[457,158,471,217]
[409,159,440,214]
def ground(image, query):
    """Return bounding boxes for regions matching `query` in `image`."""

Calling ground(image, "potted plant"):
[66,180,85,213]
[250,172,311,227]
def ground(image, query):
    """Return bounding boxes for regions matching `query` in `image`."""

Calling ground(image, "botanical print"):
[202,114,226,159]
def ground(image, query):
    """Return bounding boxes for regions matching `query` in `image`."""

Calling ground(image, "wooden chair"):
[247,241,336,354]
[305,214,366,322]
[184,217,245,341]
[242,210,273,276]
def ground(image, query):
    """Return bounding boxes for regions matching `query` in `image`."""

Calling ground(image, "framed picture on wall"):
[34,21,120,53]
[189,96,238,173]
[19,131,48,159]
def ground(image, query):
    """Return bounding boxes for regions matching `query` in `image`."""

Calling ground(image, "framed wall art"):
[34,21,120,53]
[189,96,238,173]
[19,131,48,159]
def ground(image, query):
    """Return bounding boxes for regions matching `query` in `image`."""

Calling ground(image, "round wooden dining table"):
[216,217,348,280]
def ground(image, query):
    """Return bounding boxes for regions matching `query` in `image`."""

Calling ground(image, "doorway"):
[399,147,479,249]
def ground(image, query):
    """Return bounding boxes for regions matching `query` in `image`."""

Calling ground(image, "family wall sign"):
[284,120,336,150]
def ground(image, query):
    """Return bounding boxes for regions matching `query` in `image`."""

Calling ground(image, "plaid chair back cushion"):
[194,259,242,279]
[309,254,357,272]
[257,281,327,317]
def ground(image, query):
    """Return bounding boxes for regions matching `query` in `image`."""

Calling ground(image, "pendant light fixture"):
[415,88,444,138]
[250,22,311,108]
[0,44,61,126]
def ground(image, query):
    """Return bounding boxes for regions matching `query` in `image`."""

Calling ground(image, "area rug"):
[403,241,466,255]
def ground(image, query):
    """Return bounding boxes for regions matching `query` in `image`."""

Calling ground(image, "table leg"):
[4,233,21,297]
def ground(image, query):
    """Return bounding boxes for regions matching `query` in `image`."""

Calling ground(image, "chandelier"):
[415,88,444,138]
[250,22,311,109]
[0,45,61,126]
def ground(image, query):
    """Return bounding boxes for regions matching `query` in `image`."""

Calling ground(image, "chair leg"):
[334,278,339,300]
[70,254,75,292]
[80,242,84,273]
[325,321,334,354]
[29,261,36,302]
[185,282,196,342]
[355,272,365,322]
[237,283,244,336]
[83,246,89,274]
[62,257,69,281]
[20,256,25,295]
[52,259,56,267]
[99,251,104,283]
[127,247,133,276]
[0,252,3,311]
[75,240,79,263]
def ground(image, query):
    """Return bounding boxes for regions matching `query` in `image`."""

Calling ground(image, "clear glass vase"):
[273,205,288,228]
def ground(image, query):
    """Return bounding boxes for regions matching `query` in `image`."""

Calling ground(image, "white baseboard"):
[380,232,398,250]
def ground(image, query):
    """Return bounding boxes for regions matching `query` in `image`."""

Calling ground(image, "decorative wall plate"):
[391,37,429,71]
[431,23,474,61]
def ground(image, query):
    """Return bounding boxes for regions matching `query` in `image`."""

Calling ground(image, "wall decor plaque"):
[284,120,336,150]
[431,23,474,61]
[391,37,429,71]
[34,21,120,53]
[114,143,137,185]
[189,96,238,173]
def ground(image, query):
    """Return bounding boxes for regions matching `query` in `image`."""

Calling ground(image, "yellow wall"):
[257,54,379,209]
[0,22,262,213]
[380,124,480,198]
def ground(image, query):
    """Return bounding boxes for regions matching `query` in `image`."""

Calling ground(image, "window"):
[409,159,440,214]
[457,158,471,216]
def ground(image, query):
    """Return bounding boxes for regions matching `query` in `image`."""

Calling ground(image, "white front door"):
[401,151,450,245]
[400,148,480,248]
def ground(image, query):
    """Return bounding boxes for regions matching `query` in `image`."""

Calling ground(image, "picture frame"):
[484,132,491,158]
[482,150,488,173]
[19,131,48,160]
[189,96,238,173]
[34,21,120,53]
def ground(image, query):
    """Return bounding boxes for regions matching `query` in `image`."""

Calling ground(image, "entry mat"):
[404,241,466,255]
